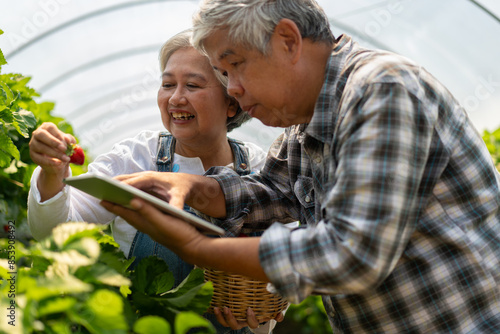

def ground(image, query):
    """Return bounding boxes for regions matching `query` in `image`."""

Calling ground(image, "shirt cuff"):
[29,166,70,204]
[28,166,72,240]
[204,166,251,221]
[192,211,245,237]
[259,223,315,304]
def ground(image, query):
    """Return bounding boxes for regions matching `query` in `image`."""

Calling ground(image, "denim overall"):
[128,133,254,334]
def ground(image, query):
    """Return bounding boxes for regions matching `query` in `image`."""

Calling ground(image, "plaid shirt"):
[205,35,500,333]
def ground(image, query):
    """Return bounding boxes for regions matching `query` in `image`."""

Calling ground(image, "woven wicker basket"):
[204,268,288,322]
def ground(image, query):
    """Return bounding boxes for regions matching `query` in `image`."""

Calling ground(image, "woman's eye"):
[187,83,199,89]
[162,83,174,88]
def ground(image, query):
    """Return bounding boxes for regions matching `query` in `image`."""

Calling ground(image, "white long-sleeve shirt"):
[28,130,267,256]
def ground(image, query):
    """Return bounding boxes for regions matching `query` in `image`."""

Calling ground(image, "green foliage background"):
[0,222,215,334]
[0,29,88,235]
[483,128,500,171]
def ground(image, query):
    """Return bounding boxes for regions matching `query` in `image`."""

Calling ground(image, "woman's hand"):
[214,307,284,331]
[214,307,263,330]
[29,122,75,201]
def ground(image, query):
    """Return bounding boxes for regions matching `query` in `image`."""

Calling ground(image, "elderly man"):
[103,1,500,333]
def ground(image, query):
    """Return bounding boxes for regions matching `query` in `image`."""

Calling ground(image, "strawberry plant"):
[0,29,88,235]
[0,222,215,333]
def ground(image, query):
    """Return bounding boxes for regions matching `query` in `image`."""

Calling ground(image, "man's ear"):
[273,18,302,64]
[227,98,238,117]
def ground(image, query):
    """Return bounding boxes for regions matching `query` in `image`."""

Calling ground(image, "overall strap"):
[157,134,252,175]
[156,132,176,172]
[128,132,177,261]
[228,137,251,176]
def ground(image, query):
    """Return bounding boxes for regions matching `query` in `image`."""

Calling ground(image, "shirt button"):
[297,132,305,143]
[239,163,247,170]
[305,195,311,203]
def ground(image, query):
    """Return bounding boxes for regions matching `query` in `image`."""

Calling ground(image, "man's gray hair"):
[159,29,250,132]
[192,0,335,55]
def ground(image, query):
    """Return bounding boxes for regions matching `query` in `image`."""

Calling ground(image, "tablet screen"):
[63,174,225,235]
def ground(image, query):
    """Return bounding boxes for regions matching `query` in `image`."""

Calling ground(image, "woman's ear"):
[227,98,238,118]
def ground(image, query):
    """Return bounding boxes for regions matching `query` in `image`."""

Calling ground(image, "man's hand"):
[100,198,205,260]
[101,198,268,281]
[115,171,226,217]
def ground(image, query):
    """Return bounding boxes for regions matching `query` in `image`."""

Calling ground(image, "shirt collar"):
[305,34,356,144]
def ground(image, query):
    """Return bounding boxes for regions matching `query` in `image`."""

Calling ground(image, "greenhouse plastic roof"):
[1,0,499,157]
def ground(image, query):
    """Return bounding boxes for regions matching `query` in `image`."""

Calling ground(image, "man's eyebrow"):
[212,49,235,72]
[218,49,235,61]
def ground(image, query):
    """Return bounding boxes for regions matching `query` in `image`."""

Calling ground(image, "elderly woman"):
[27,29,275,333]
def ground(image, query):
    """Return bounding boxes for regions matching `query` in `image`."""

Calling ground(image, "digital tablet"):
[63,174,225,235]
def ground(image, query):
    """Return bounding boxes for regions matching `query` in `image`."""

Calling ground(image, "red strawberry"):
[66,143,85,165]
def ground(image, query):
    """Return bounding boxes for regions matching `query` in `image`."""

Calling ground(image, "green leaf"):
[120,285,132,298]
[161,268,209,299]
[46,320,73,334]
[130,290,169,319]
[159,281,213,314]
[153,269,213,314]
[66,236,100,259]
[149,272,175,295]
[133,316,171,334]
[493,127,500,140]
[70,290,129,334]
[50,222,103,249]
[175,311,215,334]
[0,48,6,68]
[38,297,78,317]
[82,289,129,333]
[30,101,57,126]
[0,260,10,279]
[22,274,93,301]
[9,75,32,91]
[0,151,12,169]
[0,81,14,105]
[0,130,20,166]
[76,263,131,287]
[12,109,37,137]
[98,242,134,275]
[132,257,174,295]
[22,163,37,189]
[0,110,12,129]
[37,247,98,268]
[97,233,120,248]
